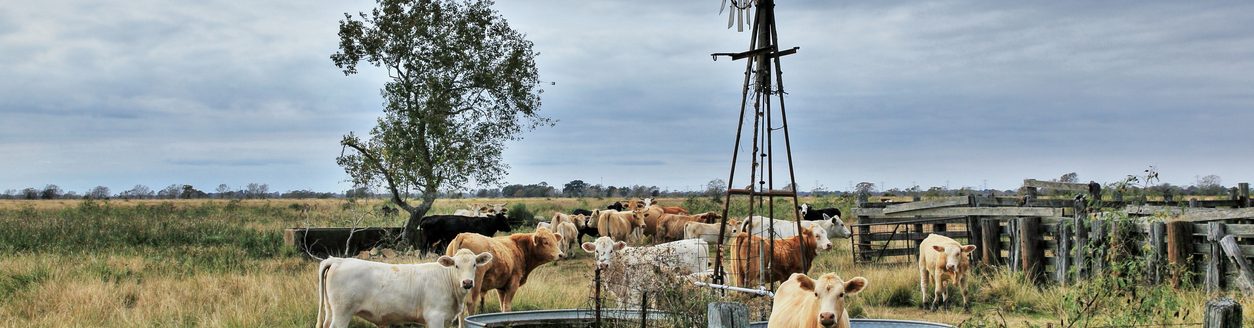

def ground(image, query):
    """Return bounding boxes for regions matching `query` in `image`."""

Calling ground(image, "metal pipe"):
[691,281,774,298]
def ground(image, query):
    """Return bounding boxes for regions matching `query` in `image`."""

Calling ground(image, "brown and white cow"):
[444,227,565,314]
[918,233,976,309]
[655,212,721,243]
[316,249,493,328]
[729,226,832,288]
[769,273,868,328]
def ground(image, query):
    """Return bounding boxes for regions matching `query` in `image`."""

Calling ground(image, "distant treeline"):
[0,174,1235,200]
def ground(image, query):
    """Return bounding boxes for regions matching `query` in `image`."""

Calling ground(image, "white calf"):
[316,249,493,328]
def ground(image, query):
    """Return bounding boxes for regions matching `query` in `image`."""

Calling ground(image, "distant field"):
[0,198,1248,327]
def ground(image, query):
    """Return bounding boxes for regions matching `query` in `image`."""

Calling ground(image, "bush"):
[509,203,535,226]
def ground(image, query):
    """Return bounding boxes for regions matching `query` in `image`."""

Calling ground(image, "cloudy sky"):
[2,0,1251,195]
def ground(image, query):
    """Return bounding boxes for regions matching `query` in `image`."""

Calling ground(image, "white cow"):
[581,237,710,306]
[316,249,493,328]
[742,214,852,240]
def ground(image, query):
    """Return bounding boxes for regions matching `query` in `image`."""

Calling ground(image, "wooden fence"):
[852,179,1254,292]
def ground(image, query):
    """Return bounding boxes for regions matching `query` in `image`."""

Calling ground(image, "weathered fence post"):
[1008,218,1021,272]
[1075,215,1090,280]
[1025,187,1038,206]
[639,291,648,328]
[1219,235,1254,294]
[967,215,983,266]
[707,302,750,328]
[1020,217,1044,284]
[981,218,1002,266]
[594,267,602,327]
[1240,182,1250,208]
[1206,222,1227,292]
[1056,221,1072,285]
[1167,221,1195,288]
[1150,221,1167,284]
[856,214,872,263]
[1090,217,1108,276]
[1204,297,1243,328]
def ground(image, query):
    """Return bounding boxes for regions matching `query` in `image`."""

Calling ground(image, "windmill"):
[710,0,809,291]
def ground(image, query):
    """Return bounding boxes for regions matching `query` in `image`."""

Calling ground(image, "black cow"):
[572,208,593,216]
[418,213,512,255]
[798,203,841,221]
[575,212,600,243]
[606,202,625,211]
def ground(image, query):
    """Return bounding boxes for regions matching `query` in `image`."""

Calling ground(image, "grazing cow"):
[768,273,868,328]
[445,227,565,314]
[655,212,722,243]
[596,210,641,244]
[633,205,667,238]
[918,233,976,309]
[552,221,579,258]
[683,218,741,244]
[742,215,852,239]
[419,213,512,255]
[315,249,494,328]
[799,203,842,222]
[660,206,689,215]
[581,237,710,306]
[573,211,600,243]
[729,226,832,288]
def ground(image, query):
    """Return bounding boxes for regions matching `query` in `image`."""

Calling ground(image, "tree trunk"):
[402,190,438,253]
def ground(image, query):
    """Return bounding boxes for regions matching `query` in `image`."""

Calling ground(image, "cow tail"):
[315,258,336,328]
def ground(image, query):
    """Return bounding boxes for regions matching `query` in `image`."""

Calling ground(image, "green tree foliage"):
[562,180,587,197]
[331,0,548,245]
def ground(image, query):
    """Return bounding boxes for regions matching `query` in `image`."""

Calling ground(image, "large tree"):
[332,0,547,246]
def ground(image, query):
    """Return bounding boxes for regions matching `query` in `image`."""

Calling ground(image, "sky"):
[1,0,1251,195]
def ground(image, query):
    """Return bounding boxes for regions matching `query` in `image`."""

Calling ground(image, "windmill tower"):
[711,0,809,290]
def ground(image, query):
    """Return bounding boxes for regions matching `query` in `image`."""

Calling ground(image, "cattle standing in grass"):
[769,273,868,328]
[606,202,625,211]
[552,221,579,258]
[798,203,842,222]
[729,226,832,288]
[660,206,688,215]
[419,213,511,255]
[572,209,594,217]
[581,237,710,306]
[918,233,976,309]
[445,227,565,314]
[742,215,852,240]
[597,210,642,244]
[315,249,493,328]
[684,218,741,244]
[633,205,666,238]
[655,212,722,243]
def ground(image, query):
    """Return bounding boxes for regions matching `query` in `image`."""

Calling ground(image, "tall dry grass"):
[0,197,1250,327]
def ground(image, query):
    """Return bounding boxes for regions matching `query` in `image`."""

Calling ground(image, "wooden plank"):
[1020,217,1044,284]
[1023,179,1091,192]
[862,231,969,242]
[1206,222,1226,292]
[1181,208,1254,222]
[1075,217,1090,279]
[1125,205,1225,216]
[1219,235,1254,295]
[981,218,1002,266]
[1056,222,1072,285]
[1167,221,1195,288]
[1091,219,1108,276]
[853,207,1064,219]
[1149,222,1166,284]
[967,216,983,266]
[1204,297,1244,327]
[883,196,970,214]
[1191,224,1254,238]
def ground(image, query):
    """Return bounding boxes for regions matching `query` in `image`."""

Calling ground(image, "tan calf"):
[918,233,976,309]
[769,273,868,328]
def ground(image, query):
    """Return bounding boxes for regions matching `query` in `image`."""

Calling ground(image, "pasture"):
[0,198,1250,327]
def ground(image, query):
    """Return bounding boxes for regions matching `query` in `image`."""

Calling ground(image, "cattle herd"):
[315,198,977,328]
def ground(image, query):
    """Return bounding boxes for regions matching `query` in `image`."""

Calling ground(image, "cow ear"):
[581,242,597,253]
[554,233,564,242]
[844,277,868,295]
[932,245,947,253]
[613,241,627,251]
[475,252,493,266]
[961,245,977,253]
[437,256,456,267]
[793,273,815,292]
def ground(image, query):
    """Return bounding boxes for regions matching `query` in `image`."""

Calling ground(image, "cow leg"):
[931,272,944,310]
[424,309,448,328]
[499,284,518,312]
[327,306,352,328]
[918,265,928,308]
[958,273,969,310]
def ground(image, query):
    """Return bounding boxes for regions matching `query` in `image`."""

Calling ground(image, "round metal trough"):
[464,309,952,328]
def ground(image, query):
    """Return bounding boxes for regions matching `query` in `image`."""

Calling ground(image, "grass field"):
[0,197,1250,327]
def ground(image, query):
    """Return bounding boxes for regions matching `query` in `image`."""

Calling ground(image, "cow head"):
[808,226,834,251]
[491,213,512,233]
[792,273,867,328]
[607,202,624,211]
[581,236,626,270]
[699,211,722,224]
[532,227,565,260]
[822,213,852,239]
[798,203,811,216]
[642,197,654,208]
[931,243,977,273]
[439,248,494,290]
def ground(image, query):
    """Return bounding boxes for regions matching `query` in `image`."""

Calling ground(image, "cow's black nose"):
[462,279,474,289]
